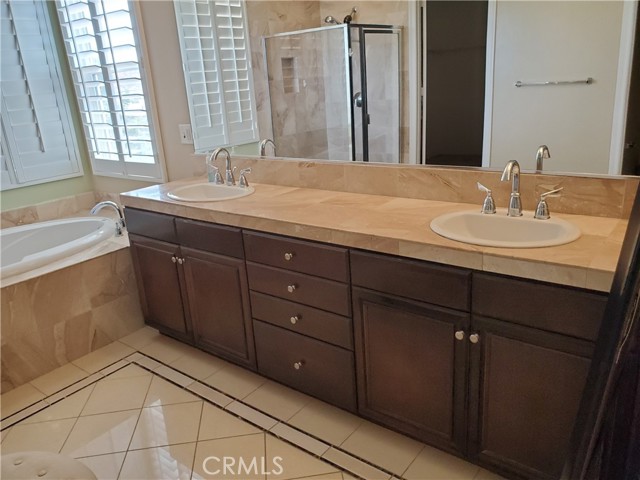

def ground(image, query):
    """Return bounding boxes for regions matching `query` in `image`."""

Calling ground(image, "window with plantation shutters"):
[174,0,259,152]
[56,0,164,181]
[1,0,82,190]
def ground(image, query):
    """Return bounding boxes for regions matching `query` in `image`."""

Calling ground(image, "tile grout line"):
[0,359,132,429]
[129,352,406,480]
[2,343,406,480]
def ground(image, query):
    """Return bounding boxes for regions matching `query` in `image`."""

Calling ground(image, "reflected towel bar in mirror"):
[515,77,594,87]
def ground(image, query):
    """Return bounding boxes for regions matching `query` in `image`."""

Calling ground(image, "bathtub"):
[0,217,117,279]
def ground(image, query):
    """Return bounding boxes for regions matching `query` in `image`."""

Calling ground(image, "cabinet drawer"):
[254,320,356,411]
[243,231,349,282]
[247,263,351,316]
[351,250,471,311]
[250,291,353,349]
[472,273,606,341]
[124,208,177,243]
[176,218,244,258]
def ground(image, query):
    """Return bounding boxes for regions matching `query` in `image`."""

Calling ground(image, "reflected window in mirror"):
[174,0,259,153]
[1,0,83,191]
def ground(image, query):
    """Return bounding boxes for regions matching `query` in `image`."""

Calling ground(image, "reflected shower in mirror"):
[263,24,401,163]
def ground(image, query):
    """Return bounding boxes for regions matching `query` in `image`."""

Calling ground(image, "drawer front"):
[176,218,244,258]
[351,250,471,311]
[254,320,356,411]
[124,208,177,243]
[247,262,351,316]
[472,273,607,341]
[243,231,349,282]
[250,291,353,349]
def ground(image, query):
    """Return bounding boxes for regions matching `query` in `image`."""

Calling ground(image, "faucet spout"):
[501,160,522,217]
[209,148,235,186]
[90,201,126,236]
[535,145,551,172]
[259,139,276,157]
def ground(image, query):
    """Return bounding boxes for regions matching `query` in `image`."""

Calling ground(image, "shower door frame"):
[348,24,402,163]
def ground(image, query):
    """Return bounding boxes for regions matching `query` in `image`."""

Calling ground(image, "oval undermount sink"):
[167,183,255,202]
[430,210,581,248]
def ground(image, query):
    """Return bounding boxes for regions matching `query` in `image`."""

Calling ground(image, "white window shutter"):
[174,0,258,152]
[0,0,82,186]
[56,0,163,181]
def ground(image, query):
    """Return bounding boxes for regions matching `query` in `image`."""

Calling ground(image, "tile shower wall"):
[0,248,144,394]
[245,1,320,141]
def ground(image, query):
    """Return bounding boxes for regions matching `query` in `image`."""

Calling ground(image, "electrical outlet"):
[179,124,193,144]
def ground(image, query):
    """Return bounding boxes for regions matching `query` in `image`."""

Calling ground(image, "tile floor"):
[1,327,506,480]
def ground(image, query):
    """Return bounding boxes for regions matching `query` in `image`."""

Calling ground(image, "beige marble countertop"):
[120,177,629,292]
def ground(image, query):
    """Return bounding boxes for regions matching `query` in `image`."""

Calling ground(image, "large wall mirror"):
[174,0,639,177]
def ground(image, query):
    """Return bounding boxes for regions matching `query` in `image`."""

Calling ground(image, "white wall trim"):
[609,0,637,175]
[481,0,497,168]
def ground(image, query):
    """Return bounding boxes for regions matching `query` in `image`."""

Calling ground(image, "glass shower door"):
[264,25,352,161]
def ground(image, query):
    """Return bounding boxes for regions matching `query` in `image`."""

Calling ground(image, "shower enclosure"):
[263,24,401,163]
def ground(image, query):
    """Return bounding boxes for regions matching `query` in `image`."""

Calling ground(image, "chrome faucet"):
[209,147,235,186]
[90,201,126,236]
[205,150,223,184]
[535,145,551,173]
[501,160,522,217]
[259,139,276,157]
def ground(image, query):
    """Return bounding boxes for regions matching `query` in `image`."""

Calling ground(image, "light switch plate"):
[179,124,193,144]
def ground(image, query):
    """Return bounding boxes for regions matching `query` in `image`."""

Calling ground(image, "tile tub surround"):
[1,192,97,228]
[0,329,506,480]
[0,248,144,394]
[120,177,628,292]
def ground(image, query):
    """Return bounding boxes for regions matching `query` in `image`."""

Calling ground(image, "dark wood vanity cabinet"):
[467,273,607,480]
[351,251,472,454]
[125,207,611,480]
[126,209,255,368]
[244,231,357,411]
[129,234,192,342]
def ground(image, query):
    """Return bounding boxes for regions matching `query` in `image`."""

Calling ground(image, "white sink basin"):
[430,210,581,248]
[167,183,255,202]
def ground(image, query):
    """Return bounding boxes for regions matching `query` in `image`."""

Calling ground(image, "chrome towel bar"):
[515,77,594,87]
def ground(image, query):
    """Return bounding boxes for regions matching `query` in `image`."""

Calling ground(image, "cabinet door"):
[129,234,191,341]
[353,288,469,454]
[468,316,593,480]
[181,247,255,369]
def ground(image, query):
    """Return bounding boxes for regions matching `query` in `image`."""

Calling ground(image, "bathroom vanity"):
[120,176,622,480]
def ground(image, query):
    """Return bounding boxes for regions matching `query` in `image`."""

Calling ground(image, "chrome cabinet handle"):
[284,252,294,261]
[171,256,177,263]
[287,284,297,293]
[469,333,480,344]
[177,258,184,265]
[290,315,300,325]
[293,361,304,370]
[455,330,465,341]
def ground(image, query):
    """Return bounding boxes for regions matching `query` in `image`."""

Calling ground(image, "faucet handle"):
[534,187,563,219]
[477,182,496,214]
[208,165,224,184]
[239,168,252,188]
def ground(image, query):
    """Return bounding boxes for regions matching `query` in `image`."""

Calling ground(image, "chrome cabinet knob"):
[290,315,299,325]
[287,284,297,293]
[469,333,480,344]
[177,257,184,265]
[284,252,294,261]
[171,256,177,263]
[455,330,465,341]
[293,361,304,370]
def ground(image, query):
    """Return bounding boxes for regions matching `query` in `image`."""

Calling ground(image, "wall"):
[489,1,624,174]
